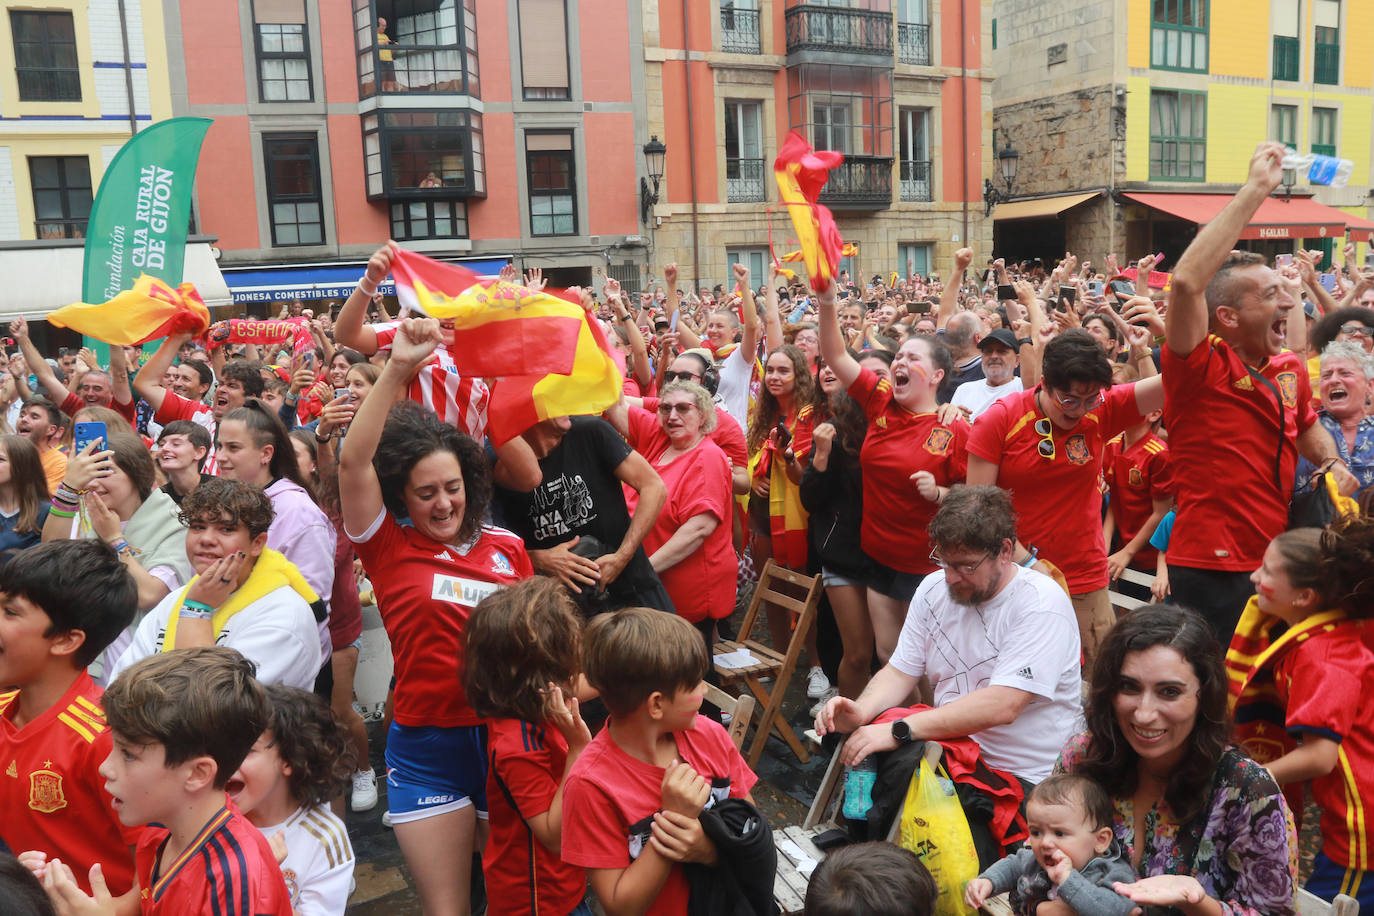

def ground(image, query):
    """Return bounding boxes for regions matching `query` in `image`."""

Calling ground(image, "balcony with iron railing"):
[899,159,931,202]
[785,5,893,58]
[897,22,930,65]
[727,158,767,202]
[818,155,892,209]
[720,6,761,53]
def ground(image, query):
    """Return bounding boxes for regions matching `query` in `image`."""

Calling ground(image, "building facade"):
[642,0,992,293]
[990,0,1374,266]
[163,0,648,310]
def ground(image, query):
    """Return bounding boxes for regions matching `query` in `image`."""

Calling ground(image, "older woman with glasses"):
[624,380,736,647]
[967,329,1164,667]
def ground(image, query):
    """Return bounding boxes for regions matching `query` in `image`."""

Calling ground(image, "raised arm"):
[8,318,68,405]
[335,245,395,356]
[132,331,194,414]
[1167,143,1286,356]
[338,318,441,535]
[818,280,861,388]
[108,345,133,409]
[762,269,784,353]
[937,247,973,331]
[735,264,760,364]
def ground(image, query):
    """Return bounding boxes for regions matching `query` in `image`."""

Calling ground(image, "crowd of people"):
[1,140,1373,916]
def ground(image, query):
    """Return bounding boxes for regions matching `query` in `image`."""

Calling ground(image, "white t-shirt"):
[951,375,1023,420]
[259,805,354,916]
[890,566,1081,781]
[110,583,322,689]
[716,346,752,428]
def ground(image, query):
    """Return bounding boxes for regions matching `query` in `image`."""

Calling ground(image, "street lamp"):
[984,137,1019,217]
[640,135,666,224]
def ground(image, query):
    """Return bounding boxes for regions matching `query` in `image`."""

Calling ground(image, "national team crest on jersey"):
[1276,371,1298,410]
[1128,467,1143,487]
[923,427,953,456]
[28,767,66,813]
[490,551,515,577]
[1065,435,1091,466]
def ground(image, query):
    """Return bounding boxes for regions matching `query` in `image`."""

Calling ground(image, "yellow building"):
[991,0,1374,266]
[0,0,226,325]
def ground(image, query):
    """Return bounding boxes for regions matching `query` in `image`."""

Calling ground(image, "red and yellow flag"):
[47,274,210,345]
[390,248,585,378]
[774,131,845,293]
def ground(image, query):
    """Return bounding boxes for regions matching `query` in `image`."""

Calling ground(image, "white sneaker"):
[806,666,831,699]
[351,768,378,812]
[809,687,838,719]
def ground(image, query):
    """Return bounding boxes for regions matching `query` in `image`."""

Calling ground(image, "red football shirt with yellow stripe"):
[0,671,141,895]
[1101,431,1174,571]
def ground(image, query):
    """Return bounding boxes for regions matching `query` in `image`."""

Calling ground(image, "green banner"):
[80,117,212,353]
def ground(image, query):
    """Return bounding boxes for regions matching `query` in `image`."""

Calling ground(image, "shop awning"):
[994,191,1101,221]
[1122,192,1350,240]
[1345,213,1374,243]
[221,256,511,304]
[0,240,230,322]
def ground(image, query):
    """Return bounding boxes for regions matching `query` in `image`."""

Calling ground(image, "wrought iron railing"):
[897,22,930,65]
[720,6,761,53]
[818,155,892,208]
[727,157,767,202]
[899,159,931,202]
[785,5,892,56]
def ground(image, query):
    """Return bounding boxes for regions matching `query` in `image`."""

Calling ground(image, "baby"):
[965,774,1135,916]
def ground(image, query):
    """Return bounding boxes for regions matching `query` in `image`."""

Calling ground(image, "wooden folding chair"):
[713,559,823,768]
[1296,888,1360,916]
[704,682,754,751]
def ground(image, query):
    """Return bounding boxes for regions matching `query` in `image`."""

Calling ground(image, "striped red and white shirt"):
[372,322,490,440]
[152,391,218,475]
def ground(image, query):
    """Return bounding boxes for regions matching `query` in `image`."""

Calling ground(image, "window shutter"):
[518,0,569,91]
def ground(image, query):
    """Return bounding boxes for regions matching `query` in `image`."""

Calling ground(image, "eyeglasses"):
[657,402,698,416]
[1034,417,1055,460]
[1050,389,1105,412]
[661,370,701,383]
[929,548,995,577]
[1339,324,1374,338]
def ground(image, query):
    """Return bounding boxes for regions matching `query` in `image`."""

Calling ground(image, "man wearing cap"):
[950,327,1023,420]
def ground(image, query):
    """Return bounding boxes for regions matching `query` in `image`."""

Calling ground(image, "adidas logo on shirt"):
[433,550,453,561]
[1016,666,1034,680]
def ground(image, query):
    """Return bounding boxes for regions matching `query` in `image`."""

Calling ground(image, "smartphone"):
[1276,254,1294,268]
[1109,279,1136,301]
[301,351,315,369]
[997,284,1016,301]
[1059,285,1077,307]
[334,387,349,401]
[74,421,108,457]
[774,421,792,451]
[670,310,679,332]
[1364,252,1374,268]
[1088,280,1105,296]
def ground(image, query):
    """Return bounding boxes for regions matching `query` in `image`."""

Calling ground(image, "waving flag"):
[778,242,858,263]
[390,248,584,378]
[486,307,623,447]
[774,131,845,293]
[48,274,210,345]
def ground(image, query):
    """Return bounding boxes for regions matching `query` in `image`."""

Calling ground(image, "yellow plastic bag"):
[897,756,979,916]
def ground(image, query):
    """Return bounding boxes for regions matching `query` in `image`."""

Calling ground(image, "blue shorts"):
[385,722,488,824]
[1306,849,1373,912]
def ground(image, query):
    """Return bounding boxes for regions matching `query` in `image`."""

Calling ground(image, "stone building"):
[990,0,1374,267]
[640,0,994,293]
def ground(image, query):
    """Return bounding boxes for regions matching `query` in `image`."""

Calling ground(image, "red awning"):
[1122,192,1350,240]
[1346,213,1374,243]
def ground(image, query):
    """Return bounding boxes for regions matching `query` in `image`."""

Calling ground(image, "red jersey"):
[373,322,490,439]
[484,719,585,916]
[1102,431,1173,570]
[153,391,218,476]
[639,397,748,472]
[0,672,140,895]
[562,715,758,916]
[847,367,970,574]
[1274,625,1374,869]
[1163,337,1317,571]
[59,391,137,425]
[969,384,1142,593]
[134,801,291,916]
[350,510,532,727]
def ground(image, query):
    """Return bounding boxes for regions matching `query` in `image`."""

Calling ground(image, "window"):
[897,0,930,65]
[1312,107,1337,157]
[1271,34,1299,80]
[1271,104,1297,149]
[526,132,576,236]
[991,18,997,51]
[726,248,768,286]
[1150,0,1208,72]
[253,0,311,102]
[898,243,932,279]
[813,104,850,155]
[1314,25,1339,84]
[353,0,478,97]
[363,111,485,199]
[898,107,931,202]
[721,0,760,54]
[390,200,468,240]
[29,156,91,239]
[1150,90,1206,180]
[263,136,325,246]
[725,101,764,203]
[518,0,569,100]
[10,11,80,102]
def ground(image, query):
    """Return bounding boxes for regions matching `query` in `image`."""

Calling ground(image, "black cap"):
[979,328,1019,352]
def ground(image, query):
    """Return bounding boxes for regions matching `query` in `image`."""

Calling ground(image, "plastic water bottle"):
[842,757,878,821]
[1281,152,1354,188]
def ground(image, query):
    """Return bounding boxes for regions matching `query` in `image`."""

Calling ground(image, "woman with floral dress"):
[1056,605,1296,916]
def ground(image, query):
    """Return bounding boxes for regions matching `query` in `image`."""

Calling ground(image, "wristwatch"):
[891,719,914,745]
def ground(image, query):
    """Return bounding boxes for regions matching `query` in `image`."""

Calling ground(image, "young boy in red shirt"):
[561,608,758,916]
[1101,408,1173,593]
[39,647,292,916]
[1,540,140,899]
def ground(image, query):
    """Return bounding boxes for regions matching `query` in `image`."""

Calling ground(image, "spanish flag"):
[774,131,846,293]
[48,274,210,344]
[486,301,624,447]
[390,248,585,378]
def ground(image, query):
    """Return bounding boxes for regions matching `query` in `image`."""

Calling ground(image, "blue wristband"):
[180,599,214,619]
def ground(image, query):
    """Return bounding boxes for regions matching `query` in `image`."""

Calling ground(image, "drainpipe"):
[959,0,968,243]
[682,0,701,286]
[117,0,138,136]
